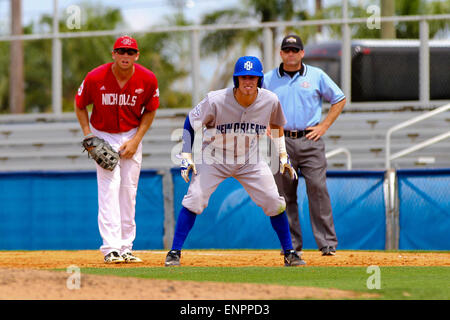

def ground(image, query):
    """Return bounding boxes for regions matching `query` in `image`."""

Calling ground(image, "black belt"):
[284,129,311,139]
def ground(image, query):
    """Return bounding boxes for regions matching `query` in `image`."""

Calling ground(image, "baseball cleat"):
[320,246,336,256]
[104,251,125,264]
[280,249,303,256]
[122,252,143,263]
[165,250,181,267]
[284,250,306,267]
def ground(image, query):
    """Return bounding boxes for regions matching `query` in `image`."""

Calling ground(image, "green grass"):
[78,266,450,300]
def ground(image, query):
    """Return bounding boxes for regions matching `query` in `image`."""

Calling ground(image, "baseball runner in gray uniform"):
[165,56,306,267]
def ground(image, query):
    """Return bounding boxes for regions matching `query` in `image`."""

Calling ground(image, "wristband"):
[273,136,287,157]
[84,133,94,139]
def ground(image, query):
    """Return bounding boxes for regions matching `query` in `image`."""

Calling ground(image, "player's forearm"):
[75,104,92,137]
[133,109,157,143]
[269,124,284,138]
[321,98,346,129]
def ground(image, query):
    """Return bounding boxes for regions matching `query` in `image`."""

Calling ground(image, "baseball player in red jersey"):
[75,35,160,263]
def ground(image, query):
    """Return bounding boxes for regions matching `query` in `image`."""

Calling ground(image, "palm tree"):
[199,0,311,90]
[3,3,193,112]
[396,0,450,39]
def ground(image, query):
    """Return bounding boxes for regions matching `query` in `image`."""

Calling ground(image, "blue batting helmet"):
[233,56,264,88]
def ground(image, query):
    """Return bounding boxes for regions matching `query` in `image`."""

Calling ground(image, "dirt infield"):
[0,250,448,300]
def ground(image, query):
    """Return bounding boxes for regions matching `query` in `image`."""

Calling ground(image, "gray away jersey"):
[189,87,286,165]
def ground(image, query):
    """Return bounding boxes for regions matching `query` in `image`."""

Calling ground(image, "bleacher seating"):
[0,108,449,172]
[0,109,187,172]
[323,110,450,169]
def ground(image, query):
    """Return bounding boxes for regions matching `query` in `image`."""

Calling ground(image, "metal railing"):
[0,0,449,114]
[385,103,450,169]
[326,147,352,170]
[383,168,399,250]
[383,103,450,250]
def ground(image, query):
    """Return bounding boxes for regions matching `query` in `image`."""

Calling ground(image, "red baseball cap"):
[113,36,138,51]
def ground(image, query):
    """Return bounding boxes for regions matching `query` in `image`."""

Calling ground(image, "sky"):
[0,0,326,33]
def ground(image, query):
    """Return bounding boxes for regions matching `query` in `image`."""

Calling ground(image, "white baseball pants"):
[91,127,142,257]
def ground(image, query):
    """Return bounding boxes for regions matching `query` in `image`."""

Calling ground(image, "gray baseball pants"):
[274,136,338,251]
[182,162,286,216]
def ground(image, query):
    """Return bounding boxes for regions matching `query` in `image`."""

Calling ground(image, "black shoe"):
[104,251,125,264]
[284,250,306,267]
[280,248,303,255]
[165,250,181,267]
[122,252,143,263]
[320,246,336,256]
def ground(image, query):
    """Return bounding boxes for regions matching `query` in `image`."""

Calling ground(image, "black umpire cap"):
[281,34,304,50]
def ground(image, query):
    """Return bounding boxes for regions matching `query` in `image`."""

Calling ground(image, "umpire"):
[263,34,346,256]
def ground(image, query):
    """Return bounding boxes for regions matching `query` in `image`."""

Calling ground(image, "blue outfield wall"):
[0,170,164,250]
[172,169,386,250]
[397,169,450,250]
[1,168,448,250]
[311,171,386,250]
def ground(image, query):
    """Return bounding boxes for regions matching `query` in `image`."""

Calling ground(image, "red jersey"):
[75,62,159,133]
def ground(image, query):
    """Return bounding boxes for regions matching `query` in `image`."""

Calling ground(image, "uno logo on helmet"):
[233,56,264,88]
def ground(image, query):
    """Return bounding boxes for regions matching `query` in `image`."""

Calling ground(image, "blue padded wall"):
[172,169,386,250]
[397,169,450,250]
[0,170,164,250]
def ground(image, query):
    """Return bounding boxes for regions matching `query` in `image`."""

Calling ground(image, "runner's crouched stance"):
[165,56,306,267]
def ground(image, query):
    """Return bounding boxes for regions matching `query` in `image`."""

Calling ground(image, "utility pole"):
[9,0,25,114]
[315,0,322,32]
[52,0,62,115]
[169,0,185,16]
[341,0,351,103]
[381,0,396,39]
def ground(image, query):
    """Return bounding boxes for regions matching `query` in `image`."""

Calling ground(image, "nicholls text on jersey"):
[102,93,138,107]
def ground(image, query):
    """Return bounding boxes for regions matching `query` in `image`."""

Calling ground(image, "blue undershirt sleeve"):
[182,114,195,153]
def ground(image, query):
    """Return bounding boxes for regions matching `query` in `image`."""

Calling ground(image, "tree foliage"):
[396,0,450,38]
[199,0,311,89]
[1,0,448,114]
[322,0,450,39]
[0,2,191,114]
[0,43,10,113]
